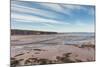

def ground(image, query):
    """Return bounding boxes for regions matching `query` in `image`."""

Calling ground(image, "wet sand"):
[11,33,95,66]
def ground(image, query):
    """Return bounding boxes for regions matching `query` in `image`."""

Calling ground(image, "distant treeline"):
[11,29,57,35]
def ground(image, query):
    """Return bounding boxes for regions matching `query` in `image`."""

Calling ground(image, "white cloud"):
[38,3,71,15]
[11,1,70,25]
[11,1,94,32]
[11,3,59,19]
[11,13,69,25]
[62,4,83,10]
[11,2,73,18]
[12,13,57,23]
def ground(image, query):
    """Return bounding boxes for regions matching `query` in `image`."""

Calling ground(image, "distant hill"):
[11,29,57,35]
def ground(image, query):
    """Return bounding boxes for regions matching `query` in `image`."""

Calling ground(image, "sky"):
[11,1,95,32]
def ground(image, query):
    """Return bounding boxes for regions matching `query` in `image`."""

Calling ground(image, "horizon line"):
[11,29,95,33]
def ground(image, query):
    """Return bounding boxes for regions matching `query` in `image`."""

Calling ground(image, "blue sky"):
[11,1,95,32]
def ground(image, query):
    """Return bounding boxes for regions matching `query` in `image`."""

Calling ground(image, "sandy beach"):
[11,33,95,66]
